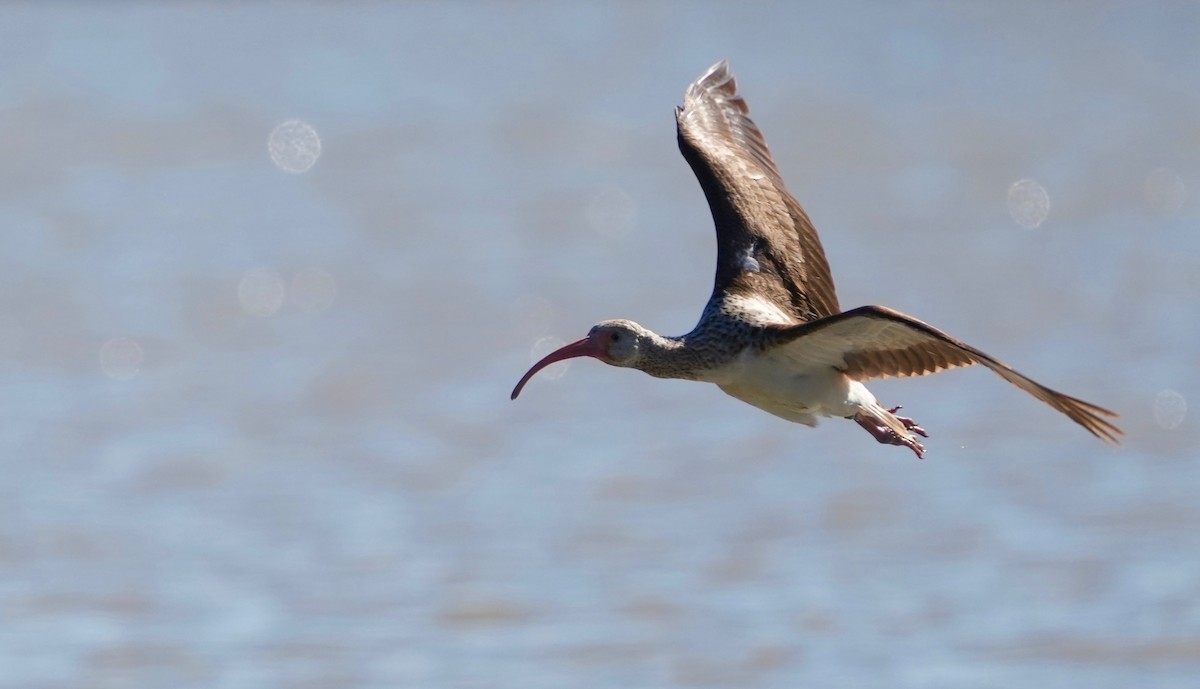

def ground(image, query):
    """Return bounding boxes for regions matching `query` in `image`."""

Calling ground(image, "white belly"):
[699,348,879,426]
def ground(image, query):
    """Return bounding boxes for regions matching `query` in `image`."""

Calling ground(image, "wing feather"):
[677,60,839,323]
[764,305,1123,443]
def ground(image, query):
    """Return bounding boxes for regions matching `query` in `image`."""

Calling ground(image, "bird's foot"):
[887,406,929,438]
[853,411,926,459]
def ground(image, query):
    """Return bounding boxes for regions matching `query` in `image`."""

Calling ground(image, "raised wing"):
[763,305,1122,443]
[677,60,839,324]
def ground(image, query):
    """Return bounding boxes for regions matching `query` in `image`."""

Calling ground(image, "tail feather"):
[870,403,914,443]
[852,402,926,458]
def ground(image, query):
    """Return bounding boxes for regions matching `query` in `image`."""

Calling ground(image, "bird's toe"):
[888,405,929,438]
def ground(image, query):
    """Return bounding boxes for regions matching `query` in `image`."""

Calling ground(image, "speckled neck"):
[634,294,769,380]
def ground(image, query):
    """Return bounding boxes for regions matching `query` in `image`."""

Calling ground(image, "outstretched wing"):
[676,60,839,324]
[763,305,1123,443]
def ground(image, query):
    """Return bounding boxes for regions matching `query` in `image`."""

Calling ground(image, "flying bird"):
[511,60,1121,457]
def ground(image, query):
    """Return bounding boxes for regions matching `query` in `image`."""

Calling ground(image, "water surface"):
[1,3,1197,688]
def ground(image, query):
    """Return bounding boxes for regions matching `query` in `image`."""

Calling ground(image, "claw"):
[895,433,925,459]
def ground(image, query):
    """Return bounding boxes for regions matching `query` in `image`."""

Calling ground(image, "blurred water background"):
[1,2,1198,688]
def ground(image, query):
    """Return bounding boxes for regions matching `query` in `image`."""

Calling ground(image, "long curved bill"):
[510,337,598,400]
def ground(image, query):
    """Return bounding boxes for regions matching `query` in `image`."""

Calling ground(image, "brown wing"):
[677,60,839,323]
[763,305,1123,443]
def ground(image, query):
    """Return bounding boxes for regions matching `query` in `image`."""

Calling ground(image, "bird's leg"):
[852,411,926,459]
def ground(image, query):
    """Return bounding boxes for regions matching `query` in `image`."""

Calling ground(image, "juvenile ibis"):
[511,60,1121,457]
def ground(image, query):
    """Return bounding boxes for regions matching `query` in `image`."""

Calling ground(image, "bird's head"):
[511,319,650,399]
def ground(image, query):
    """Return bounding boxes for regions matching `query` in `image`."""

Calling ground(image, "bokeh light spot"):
[1145,167,1186,215]
[99,337,143,380]
[530,336,570,381]
[291,267,337,314]
[268,119,322,173]
[585,187,637,239]
[1007,178,1050,229]
[238,267,286,317]
[1153,389,1187,430]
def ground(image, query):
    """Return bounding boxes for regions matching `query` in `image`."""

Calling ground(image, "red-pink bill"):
[510,337,597,400]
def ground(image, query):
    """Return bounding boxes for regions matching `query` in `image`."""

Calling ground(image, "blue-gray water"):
[2,3,1198,688]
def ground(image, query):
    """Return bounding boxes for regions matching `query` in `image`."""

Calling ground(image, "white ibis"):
[511,60,1121,457]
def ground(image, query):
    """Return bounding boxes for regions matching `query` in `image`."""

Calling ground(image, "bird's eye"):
[610,332,620,343]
